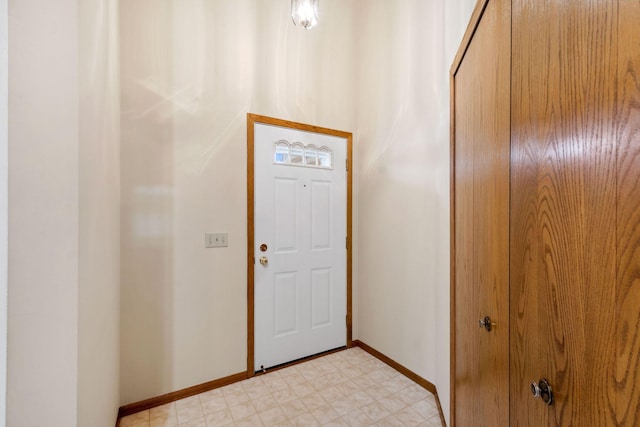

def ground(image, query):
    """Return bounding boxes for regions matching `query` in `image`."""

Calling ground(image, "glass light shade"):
[291,0,319,29]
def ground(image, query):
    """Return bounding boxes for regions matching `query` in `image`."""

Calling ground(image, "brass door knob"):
[259,256,268,266]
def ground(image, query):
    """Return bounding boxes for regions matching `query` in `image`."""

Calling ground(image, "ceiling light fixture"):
[291,0,319,29]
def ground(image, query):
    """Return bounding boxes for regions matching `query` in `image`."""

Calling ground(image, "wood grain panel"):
[510,1,618,425]
[615,1,640,425]
[453,52,478,425]
[451,0,510,425]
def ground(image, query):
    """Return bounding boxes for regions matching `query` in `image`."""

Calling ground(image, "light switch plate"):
[205,232,228,248]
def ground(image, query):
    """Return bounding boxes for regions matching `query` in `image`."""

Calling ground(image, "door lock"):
[259,256,269,266]
[478,316,496,332]
[531,378,553,406]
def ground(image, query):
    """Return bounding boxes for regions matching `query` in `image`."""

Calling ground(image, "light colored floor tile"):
[364,385,390,401]
[290,412,320,427]
[244,382,270,400]
[264,375,290,393]
[204,407,234,426]
[410,400,440,420]
[349,390,375,408]
[367,369,392,383]
[229,401,256,421]
[176,396,201,411]
[311,375,334,390]
[360,401,390,422]
[342,409,372,427]
[310,404,341,424]
[319,386,345,403]
[330,396,359,416]
[122,421,149,427]
[375,414,407,427]
[336,381,360,396]
[380,378,407,394]
[394,406,424,426]
[280,399,308,419]
[378,395,406,414]
[223,389,250,407]
[121,411,150,427]
[425,414,444,427]
[201,394,228,415]
[352,376,376,390]
[119,348,443,427]
[322,419,350,427]
[149,404,177,427]
[176,402,204,425]
[235,413,264,427]
[300,393,327,411]
[340,368,361,380]
[198,388,223,401]
[273,387,298,405]
[149,415,177,427]
[257,406,288,425]
[178,416,206,427]
[252,394,279,413]
[291,381,315,398]
[150,403,176,420]
[326,371,347,385]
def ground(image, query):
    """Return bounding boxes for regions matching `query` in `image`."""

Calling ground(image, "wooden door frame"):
[246,113,353,377]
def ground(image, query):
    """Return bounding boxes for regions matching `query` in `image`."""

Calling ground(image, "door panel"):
[274,178,297,251]
[616,2,640,425]
[273,272,297,337]
[311,181,331,249]
[254,122,347,372]
[453,0,511,425]
[311,268,331,328]
[510,1,619,424]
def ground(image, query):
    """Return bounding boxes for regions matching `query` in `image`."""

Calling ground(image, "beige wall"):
[8,1,80,425]
[3,0,475,424]
[0,0,6,423]
[119,0,475,416]
[353,0,475,423]
[78,0,121,425]
[8,0,121,425]
[119,0,356,405]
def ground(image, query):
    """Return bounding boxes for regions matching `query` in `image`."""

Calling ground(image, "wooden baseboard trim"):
[117,371,247,420]
[352,340,447,427]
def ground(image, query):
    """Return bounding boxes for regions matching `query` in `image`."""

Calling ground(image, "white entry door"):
[254,122,347,372]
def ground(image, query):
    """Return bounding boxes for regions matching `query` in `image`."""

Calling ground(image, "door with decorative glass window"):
[252,117,348,372]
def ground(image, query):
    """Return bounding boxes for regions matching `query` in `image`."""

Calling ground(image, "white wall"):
[78,0,121,425]
[353,0,475,424]
[119,0,356,405]
[8,0,121,425]
[8,1,79,425]
[0,0,7,424]
[119,0,475,420]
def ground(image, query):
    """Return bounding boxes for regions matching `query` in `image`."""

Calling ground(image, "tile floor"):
[119,347,444,427]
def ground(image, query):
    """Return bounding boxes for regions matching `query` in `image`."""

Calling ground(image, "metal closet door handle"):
[259,256,268,266]
[478,316,496,332]
[531,378,553,406]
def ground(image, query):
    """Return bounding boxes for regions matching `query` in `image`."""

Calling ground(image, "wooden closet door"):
[615,1,640,425]
[451,0,510,425]
[510,1,640,424]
